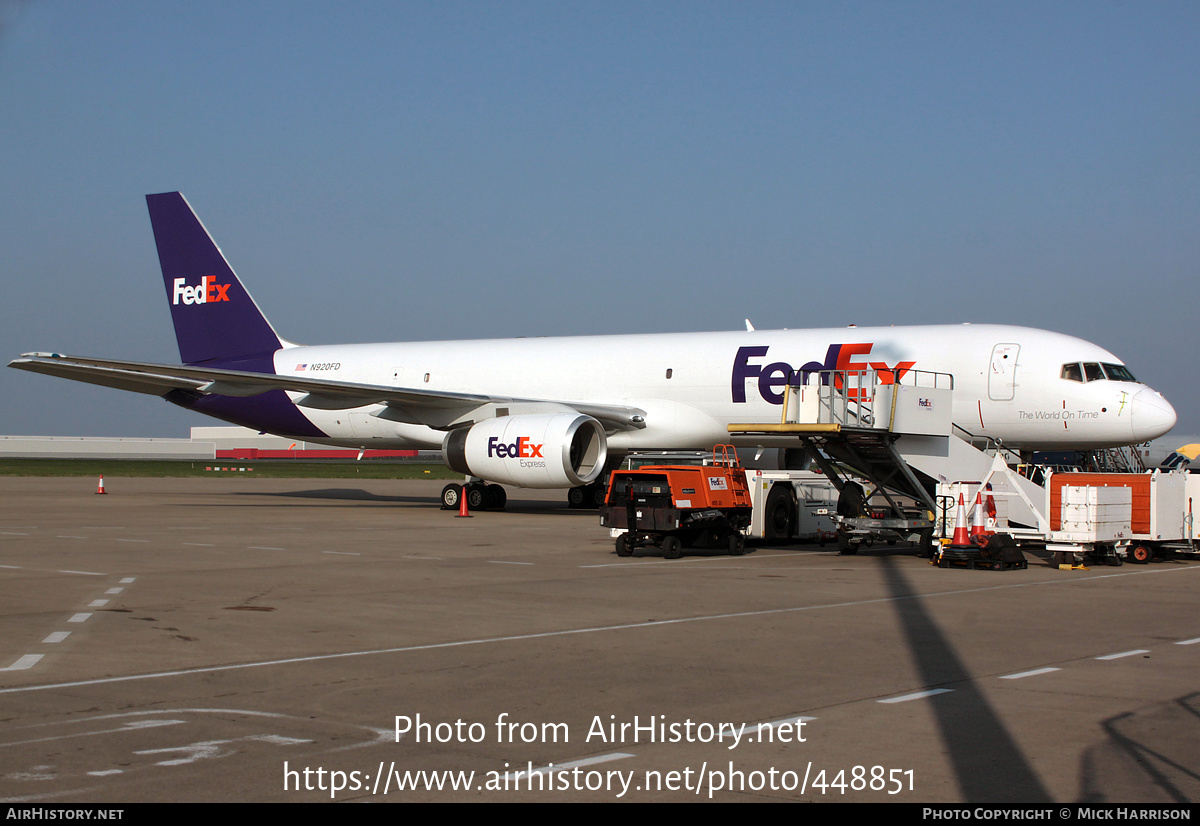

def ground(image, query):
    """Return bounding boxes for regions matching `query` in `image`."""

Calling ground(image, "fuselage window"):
[1061,363,1083,382]
[1084,362,1105,382]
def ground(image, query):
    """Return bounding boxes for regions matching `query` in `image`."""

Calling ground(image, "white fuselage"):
[273,323,1176,452]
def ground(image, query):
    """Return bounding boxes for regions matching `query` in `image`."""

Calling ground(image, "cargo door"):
[988,344,1019,401]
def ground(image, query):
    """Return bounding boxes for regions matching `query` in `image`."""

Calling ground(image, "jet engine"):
[443,413,607,488]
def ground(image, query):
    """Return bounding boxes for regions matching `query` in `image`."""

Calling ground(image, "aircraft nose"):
[1130,388,1177,442]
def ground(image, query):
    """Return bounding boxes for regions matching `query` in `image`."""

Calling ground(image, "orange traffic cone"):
[969,492,989,541]
[456,486,472,518]
[95,475,107,495]
[950,493,972,547]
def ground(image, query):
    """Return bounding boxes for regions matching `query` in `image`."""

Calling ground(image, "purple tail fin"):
[147,192,282,366]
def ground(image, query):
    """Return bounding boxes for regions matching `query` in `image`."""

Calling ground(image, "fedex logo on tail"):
[732,344,916,404]
[172,276,231,306]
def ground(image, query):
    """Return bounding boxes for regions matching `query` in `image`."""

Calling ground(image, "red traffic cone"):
[456,486,472,518]
[950,493,972,547]
[95,475,107,495]
[969,492,989,541]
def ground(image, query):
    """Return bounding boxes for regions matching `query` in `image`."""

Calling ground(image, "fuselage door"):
[988,343,1019,401]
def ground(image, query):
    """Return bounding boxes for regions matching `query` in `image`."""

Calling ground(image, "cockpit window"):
[1101,363,1137,382]
[1062,361,1139,383]
[1061,363,1083,382]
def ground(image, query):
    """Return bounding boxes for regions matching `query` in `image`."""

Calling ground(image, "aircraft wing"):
[8,353,647,432]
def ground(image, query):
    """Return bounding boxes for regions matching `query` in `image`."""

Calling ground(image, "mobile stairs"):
[727,367,1047,562]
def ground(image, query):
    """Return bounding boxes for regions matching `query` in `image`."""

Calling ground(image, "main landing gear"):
[567,481,608,509]
[441,482,507,511]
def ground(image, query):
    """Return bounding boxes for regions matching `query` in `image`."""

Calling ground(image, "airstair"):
[1084,445,1147,474]
[728,368,1050,552]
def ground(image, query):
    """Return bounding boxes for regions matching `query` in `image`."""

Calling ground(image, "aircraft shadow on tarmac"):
[228,488,598,516]
[878,555,1053,803]
[1076,692,1200,803]
[617,542,951,561]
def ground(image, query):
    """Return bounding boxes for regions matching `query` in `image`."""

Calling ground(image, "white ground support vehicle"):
[936,462,1198,566]
[743,469,840,544]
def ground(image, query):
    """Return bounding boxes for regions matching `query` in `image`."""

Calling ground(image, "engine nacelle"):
[443,413,608,488]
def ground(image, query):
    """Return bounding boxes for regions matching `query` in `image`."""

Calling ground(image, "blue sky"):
[1,1,1197,438]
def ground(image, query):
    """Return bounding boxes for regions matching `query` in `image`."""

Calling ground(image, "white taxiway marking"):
[879,689,952,704]
[67,613,92,623]
[489,560,534,565]
[59,570,104,576]
[322,551,360,555]
[106,588,124,595]
[2,655,43,671]
[89,600,109,608]
[43,632,70,644]
[1000,667,1061,680]
[1175,637,1200,645]
[88,770,124,776]
[120,577,135,583]
[249,546,286,551]
[117,538,150,543]
[6,565,1199,696]
[1096,650,1150,660]
[250,734,312,745]
[0,719,187,750]
[0,564,20,569]
[1,531,30,536]
[135,735,302,766]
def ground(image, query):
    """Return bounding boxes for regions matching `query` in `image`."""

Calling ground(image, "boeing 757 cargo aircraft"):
[10,193,1177,507]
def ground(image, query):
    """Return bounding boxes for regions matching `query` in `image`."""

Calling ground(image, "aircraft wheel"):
[466,485,486,510]
[441,484,462,510]
[764,487,794,540]
[590,484,608,508]
[615,534,632,557]
[1129,544,1153,564]
[567,486,587,509]
[663,535,683,559]
[486,484,507,510]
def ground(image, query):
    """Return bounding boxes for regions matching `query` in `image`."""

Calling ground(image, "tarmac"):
[0,476,1197,803]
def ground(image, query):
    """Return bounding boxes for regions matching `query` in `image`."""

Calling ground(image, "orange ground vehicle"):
[599,445,753,558]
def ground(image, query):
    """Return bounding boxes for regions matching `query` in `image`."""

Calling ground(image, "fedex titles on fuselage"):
[732,343,915,404]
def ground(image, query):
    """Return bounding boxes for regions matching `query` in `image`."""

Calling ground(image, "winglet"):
[147,192,282,365]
